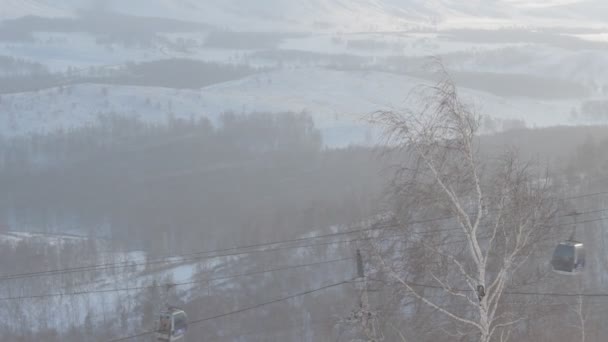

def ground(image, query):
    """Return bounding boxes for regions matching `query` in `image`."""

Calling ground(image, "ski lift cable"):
[1,150,607,276]
[2,204,608,282]
[0,232,389,282]
[0,257,353,302]
[3,186,608,282]
[0,226,470,288]
[108,274,608,342]
[2,230,473,301]
[0,213,491,282]
[107,279,353,342]
[6,211,608,301]
[566,189,608,201]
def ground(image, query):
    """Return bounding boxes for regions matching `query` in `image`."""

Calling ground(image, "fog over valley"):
[1,1,608,341]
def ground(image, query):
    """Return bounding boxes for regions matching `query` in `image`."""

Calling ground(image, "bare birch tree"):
[570,276,588,342]
[572,295,587,342]
[369,63,558,342]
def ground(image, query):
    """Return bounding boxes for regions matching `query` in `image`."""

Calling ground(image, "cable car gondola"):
[156,307,188,342]
[551,240,585,275]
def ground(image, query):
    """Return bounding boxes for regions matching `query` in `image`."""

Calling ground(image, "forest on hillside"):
[0,112,383,254]
[3,107,608,341]
[0,111,383,341]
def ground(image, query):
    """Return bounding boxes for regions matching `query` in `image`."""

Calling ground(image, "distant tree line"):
[0,112,383,255]
[0,56,48,76]
[578,100,608,121]
[251,49,368,68]
[442,28,608,50]
[0,59,258,94]
[0,12,207,43]
[205,31,304,50]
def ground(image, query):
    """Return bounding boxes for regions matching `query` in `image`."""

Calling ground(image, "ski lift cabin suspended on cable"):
[156,284,188,342]
[156,307,188,342]
[551,211,585,275]
[551,240,585,275]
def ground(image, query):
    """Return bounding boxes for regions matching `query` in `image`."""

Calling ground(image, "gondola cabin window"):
[173,312,188,335]
[159,314,172,334]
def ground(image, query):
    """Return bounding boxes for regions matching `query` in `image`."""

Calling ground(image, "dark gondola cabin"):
[551,241,585,275]
[156,308,188,342]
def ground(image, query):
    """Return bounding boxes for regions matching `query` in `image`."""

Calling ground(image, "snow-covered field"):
[0,1,605,148]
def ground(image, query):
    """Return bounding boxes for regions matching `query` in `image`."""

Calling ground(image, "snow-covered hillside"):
[0,227,353,339]
[0,0,74,20]
[1,0,606,31]
[0,67,586,145]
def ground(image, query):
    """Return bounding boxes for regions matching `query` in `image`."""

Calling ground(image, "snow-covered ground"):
[1,0,607,31]
[0,1,604,144]
[0,0,75,21]
[0,230,192,333]
[0,32,258,73]
[0,231,87,246]
[280,33,529,58]
[0,227,353,337]
[0,67,589,146]
[445,45,608,89]
[0,33,167,72]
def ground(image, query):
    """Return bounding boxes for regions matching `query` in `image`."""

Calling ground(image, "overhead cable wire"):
[0,257,352,301]
[3,204,608,282]
[107,279,353,342]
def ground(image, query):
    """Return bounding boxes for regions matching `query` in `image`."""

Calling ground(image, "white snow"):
[1,0,607,31]
[0,0,75,20]
[0,67,592,146]
[0,226,351,335]
[569,32,608,43]
[0,231,86,246]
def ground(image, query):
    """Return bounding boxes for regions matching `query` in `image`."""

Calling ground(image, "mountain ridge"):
[0,0,604,31]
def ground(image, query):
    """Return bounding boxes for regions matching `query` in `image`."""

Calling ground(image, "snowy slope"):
[0,0,69,20]
[447,46,608,91]
[0,226,352,337]
[1,0,606,30]
[0,67,587,146]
